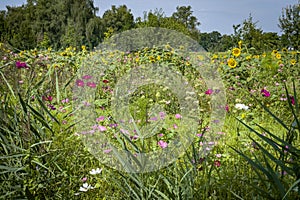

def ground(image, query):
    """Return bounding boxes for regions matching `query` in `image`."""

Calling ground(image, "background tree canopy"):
[0,0,299,52]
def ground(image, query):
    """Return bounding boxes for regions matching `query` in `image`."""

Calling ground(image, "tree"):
[102,5,135,34]
[136,9,196,41]
[171,6,200,30]
[171,6,200,40]
[278,1,300,50]
[233,14,264,52]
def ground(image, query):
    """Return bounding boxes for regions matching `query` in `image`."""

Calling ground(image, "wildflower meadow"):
[0,1,300,199]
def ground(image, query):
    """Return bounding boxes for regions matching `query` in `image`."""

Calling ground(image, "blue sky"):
[0,0,297,34]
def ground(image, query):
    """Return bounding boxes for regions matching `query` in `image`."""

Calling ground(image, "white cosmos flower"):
[79,183,94,192]
[89,168,102,175]
[235,103,249,110]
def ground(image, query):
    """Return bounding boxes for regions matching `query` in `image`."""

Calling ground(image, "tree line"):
[0,0,299,52]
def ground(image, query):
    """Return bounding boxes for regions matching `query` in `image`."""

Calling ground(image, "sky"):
[0,0,298,35]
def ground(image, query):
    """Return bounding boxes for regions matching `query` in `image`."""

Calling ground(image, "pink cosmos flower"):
[175,114,182,119]
[158,140,168,148]
[103,149,112,154]
[158,133,164,137]
[87,82,97,88]
[82,75,92,80]
[98,125,107,132]
[76,79,84,87]
[96,116,105,122]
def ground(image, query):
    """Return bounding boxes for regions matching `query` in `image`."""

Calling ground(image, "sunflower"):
[275,53,281,59]
[232,48,241,57]
[282,48,288,53]
[227,58,237,68]
[290,59,296,65]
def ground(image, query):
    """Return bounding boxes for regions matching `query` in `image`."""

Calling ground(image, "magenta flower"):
[225,104,229,112]
[205,89,213,95]
[261,89,270,97]
[158,140,168,148]
[82,75,92,80]
[103,79,109,84]
[42,96,53,101]
[76,79,84,87]
[16,61,28,69]
[290,96,295,105]
[214,160,221,167]
[175,114,182,119]
[87,82,97,88]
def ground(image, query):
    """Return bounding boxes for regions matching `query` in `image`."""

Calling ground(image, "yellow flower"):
[156,55,161,60]
[232,48,241,57]
[227,58,237,68]
[272,50,278,55]
[241,113,246,119]
[81,45,86,51]
[262,53,266,57]
[282,48,288,53]
[246,55,252,60]
[135,57,140,62]
[290,59,296,65]
[197,55,204,61]
[238,40,242,49]
[212,54,218,59]
[275,53,281,59]
[149,56,155,63]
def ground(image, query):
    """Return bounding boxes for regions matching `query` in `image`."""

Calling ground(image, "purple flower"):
[261,89,270,97]
[158,140,168,148]
[159,112,166,119]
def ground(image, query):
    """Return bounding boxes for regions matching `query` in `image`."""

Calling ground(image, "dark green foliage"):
[279,1,300,50]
